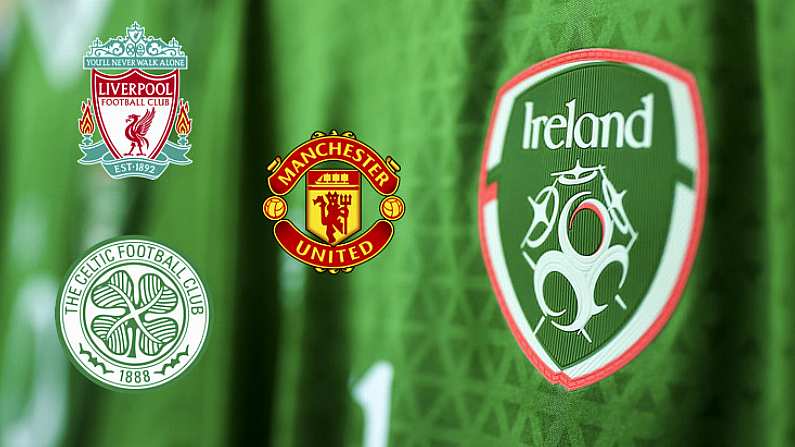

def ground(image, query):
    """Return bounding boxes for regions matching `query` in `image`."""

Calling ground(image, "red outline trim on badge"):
[91,68,180,160]
[477,48,708,390]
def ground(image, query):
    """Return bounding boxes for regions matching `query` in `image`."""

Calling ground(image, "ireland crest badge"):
[478,49,708,389]
[77,22,193,180]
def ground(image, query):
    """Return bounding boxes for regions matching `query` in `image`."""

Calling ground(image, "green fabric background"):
[0,0,792,446]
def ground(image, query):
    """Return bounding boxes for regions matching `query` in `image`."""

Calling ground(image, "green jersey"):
[1,0,794,446]
[268,0,792,446]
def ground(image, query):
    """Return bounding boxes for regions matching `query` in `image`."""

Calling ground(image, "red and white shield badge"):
[477,49,708,390]
[91,68,179,160]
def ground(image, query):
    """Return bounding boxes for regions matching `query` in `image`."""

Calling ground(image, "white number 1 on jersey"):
[352,361,394,447]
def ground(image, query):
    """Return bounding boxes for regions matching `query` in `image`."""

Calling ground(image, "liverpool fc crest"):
[263,130,404,273]
[478,49,708,389]
[77,22,193,180]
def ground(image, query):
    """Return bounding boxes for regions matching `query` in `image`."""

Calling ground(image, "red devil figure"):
[313,192,351,244]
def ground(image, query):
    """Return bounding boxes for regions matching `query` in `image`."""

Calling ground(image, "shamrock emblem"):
[90,270,179,358]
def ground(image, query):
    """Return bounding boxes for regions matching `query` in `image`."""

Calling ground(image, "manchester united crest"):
[77,22,193,180]
[263,130,404,273]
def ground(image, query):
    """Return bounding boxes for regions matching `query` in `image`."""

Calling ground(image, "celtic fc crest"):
[77,22,193,180]
[56,238,209,390]
[478,49,708,389]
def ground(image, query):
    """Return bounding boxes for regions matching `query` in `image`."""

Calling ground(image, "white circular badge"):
[56,237,209,390]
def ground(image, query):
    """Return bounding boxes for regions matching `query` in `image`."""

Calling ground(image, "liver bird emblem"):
[124,107,156,156]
